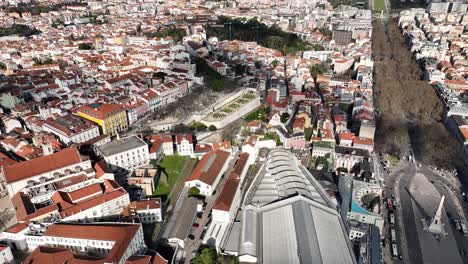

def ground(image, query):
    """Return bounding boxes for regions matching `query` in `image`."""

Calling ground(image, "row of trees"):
[207,16,323,55]
[0,24,41,37]
[2,1,87,16]
[195,58,225,92]
[145,28,187,43]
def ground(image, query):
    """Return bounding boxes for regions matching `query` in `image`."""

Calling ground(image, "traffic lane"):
[382,160,414,263]
[433,182,468,262]
[397,165,423,264]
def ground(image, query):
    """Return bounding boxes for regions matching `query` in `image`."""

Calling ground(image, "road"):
[182,153,239,263]
[380,151,468,264]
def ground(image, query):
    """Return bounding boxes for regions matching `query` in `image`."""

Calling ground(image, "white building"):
[203,153,249,251]
[1,147,94,199]
[185,150,231,196]
[12,179,130,223]
[42,114,100,145]
[334,146,368,172]
[1,222,146,264]
[176,134,194,157]
[123,199,163,223]
[97,136,150,171]
[0,245,13,264]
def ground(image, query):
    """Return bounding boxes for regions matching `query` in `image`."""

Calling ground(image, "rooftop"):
[2,147,82,183]
[186,150,230,186]
[98,136,147,157]
[239,195,356,264]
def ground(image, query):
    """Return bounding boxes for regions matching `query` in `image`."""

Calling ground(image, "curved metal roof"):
[244,149,331,207]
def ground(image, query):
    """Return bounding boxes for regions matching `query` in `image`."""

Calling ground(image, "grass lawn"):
[373,0,386,11]
[243,107,265,122]
[153,155,188,196]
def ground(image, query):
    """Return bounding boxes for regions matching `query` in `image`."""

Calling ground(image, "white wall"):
[104,145,150,170]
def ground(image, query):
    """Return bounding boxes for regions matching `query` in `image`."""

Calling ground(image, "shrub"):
[208,125,217,131]
[188,187,200,197]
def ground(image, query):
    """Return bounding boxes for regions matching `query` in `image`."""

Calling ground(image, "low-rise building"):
[145,134,173,156]
[0,245,14,264]
[334,146,368,172]
[96,136,150,171]
[1,222,146,264]
[128,168,157,196]
[12,179,130,223]
[1,147,94,199]
[185,150,231,196]
[122,198,162,223]
[76,103,128,136]
[42,114,100,145]
[176,134,194,157]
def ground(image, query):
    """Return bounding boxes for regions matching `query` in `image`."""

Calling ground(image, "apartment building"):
[76,103,128,135]
[1,147,94,199]
[42,114,100,144]
[1,222,145,264]
[96,136,150,171]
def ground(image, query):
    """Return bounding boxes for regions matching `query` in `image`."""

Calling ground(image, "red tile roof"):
[68,183,103,203]
[5,221,29,234]
[33,223,142,264]
[186,150,230,185]
[213,171,240,211]
[153,253,168,264]
[126,255,151,264]
[233,153,249,176]
[2,147,82,183]
[212,141,232,151]
[24,247,75,264]
[353,137,373,146]
[176,134,193,145]
[77,103,124,120]
[195,144,213,153]
[94,160,113,178]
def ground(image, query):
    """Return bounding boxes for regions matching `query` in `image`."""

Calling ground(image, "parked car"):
[192,223,200,229]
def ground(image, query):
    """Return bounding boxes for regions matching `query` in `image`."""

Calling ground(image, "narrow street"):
[182,153,240,263]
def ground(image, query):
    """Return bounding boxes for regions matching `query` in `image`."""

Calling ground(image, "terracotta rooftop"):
[23,223,143,264]
[186,150,230,185]
[2,147,82,183]
[212,171,240,211]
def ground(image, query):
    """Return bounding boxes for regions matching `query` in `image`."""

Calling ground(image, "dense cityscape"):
[0,0,466,263]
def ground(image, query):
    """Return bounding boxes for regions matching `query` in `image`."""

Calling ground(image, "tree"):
[137,23,142,33]
[192,248,217,264]
[188,187,201,197]
[208,125,217,131]
[78,43,94,50]
[211,78,225,92]
[310,64,326,79]
[153,71,167,82]
[361,194,379,210]
[191,122,207,132]
[254,61,262,69]
[0,62,6,70]
[272,59,279,68]
[280,113,290,123]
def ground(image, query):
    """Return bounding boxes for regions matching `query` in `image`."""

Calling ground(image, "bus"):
[389,212,395,225]
[391,229,396,242]
[392,244,398,257]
